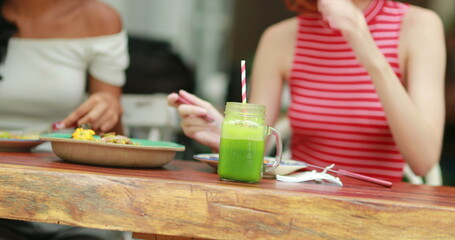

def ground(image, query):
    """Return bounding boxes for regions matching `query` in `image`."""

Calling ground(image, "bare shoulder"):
[400,4,445,61]
[260,17,298,45]
[256,17,298,79]
[402,5,444,37]
[80,0,123,36]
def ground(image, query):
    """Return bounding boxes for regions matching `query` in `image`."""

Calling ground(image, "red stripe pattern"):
[288,0,409,182]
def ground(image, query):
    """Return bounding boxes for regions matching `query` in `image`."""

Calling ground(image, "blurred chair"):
[120,36,194,143]
[124,37,195,95]
[267,116,443,186]
[121,93,179,141]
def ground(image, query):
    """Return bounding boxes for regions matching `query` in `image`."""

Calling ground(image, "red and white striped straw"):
[241,60,247,104]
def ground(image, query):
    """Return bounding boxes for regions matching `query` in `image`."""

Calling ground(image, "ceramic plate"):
[193,153,307,176]
[40,133,185,168]
[0,138,45,152]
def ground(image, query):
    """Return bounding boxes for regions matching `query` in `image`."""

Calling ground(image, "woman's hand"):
[318,0,378,68]
[59,91,123,133]
[318,0,368,37]
[167,90,223,151]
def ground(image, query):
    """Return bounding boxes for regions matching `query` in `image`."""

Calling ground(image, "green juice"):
[218,122,265,183]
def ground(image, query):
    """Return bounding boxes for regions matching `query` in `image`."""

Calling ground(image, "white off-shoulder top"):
[0,31,129,130]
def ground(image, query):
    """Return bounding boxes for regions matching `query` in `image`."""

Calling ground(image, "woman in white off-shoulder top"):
[0,0,129,239]
[0,0,129,133]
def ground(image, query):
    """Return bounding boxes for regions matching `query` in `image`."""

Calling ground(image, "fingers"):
[318,0,344,23]
[318,0,364,34]
[179,90,224,123]
[169,89,221,123]
[167,90,223,149]
[178,104,209,118]
[180,116,208,140]
[167,92,180,107]
[180,115,210,131]
[178,90,213,110]
[89,105,120,132]
[59,100,93,129]
[179,116,221,150]
[60,93,122,133]
[168,90,212,110]
[77,100,108,125]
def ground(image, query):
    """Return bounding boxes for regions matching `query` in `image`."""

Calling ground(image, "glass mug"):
[218,102,283,183]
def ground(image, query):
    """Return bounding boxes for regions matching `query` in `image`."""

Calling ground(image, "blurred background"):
[102,0,455,186]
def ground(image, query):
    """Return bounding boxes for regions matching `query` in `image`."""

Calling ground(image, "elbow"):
[405,139,442,176]
[412,166,432,177]
[407,150,441,177]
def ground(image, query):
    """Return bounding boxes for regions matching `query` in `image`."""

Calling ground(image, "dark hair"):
[0,0,18,63]
[284,0,318,13]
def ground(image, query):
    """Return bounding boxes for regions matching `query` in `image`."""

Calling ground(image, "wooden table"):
[0,152,454,240]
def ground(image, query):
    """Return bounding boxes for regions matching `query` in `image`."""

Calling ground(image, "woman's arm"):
[376,7,445,176]
[319,0,446,176]
[60,77,124,133]
[60,1,126,133]
[249,18,298,127]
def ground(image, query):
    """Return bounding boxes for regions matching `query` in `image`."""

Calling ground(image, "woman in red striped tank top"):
[167,0,446,182]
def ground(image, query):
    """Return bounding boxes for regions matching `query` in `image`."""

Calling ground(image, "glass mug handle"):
[265,126,283,172]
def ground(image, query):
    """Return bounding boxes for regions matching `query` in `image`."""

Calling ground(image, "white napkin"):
[276,170,343,186]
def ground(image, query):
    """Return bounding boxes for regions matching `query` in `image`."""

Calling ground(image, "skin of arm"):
[60,0,126,133]
[249,18,298,128]
[319,0,446,176]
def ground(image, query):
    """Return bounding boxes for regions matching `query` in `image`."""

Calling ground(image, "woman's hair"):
[0,0,18,63]
[284,0,319,13]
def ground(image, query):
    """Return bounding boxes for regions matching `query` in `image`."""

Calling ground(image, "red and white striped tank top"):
[288,0,409,182]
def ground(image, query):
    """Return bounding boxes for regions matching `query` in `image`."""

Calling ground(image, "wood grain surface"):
[0,152,454,239]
